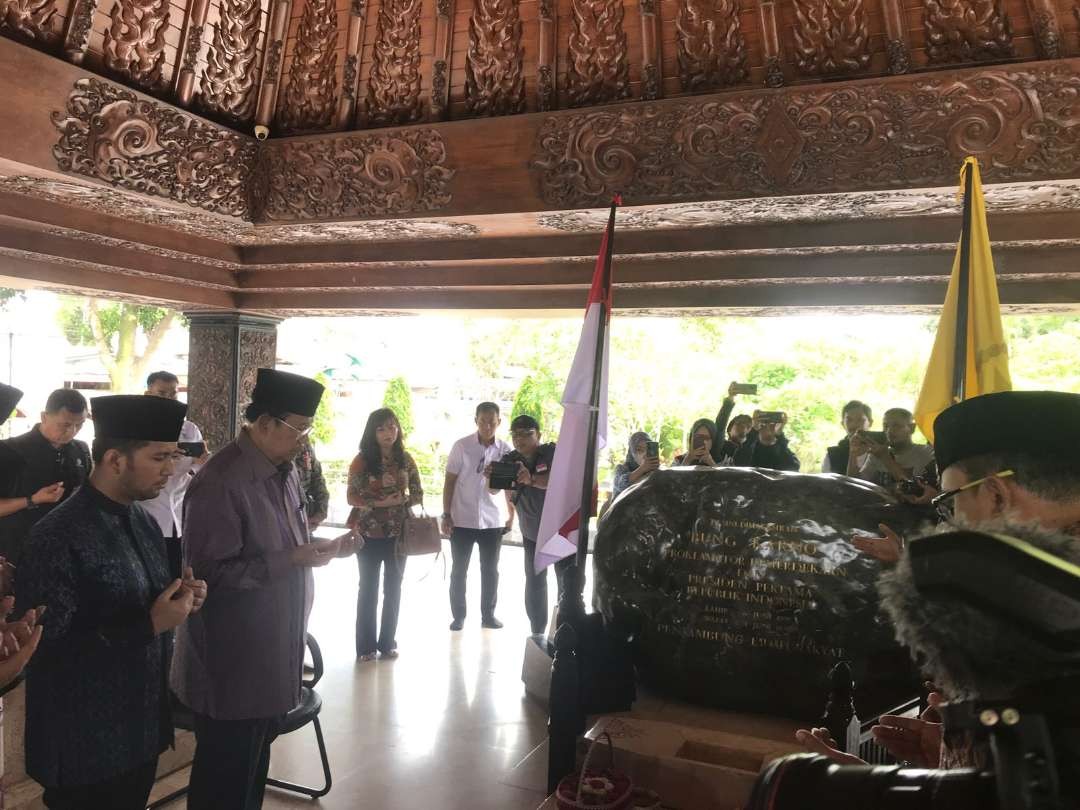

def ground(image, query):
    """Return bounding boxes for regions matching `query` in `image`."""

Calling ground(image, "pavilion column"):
[185,312,280,452]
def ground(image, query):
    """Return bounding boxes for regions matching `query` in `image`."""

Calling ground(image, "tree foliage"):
[382,376,415,437]
[511,371,563,436]
[57,298,178,392]
[311,372,337,445]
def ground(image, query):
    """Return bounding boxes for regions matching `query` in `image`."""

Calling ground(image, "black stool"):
[148,633,332,808]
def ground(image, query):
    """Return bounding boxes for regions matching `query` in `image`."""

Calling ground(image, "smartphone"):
[645,441,659,460]
[177,441,206,458]
[757,411,785,424]
[731,383,758,396]
[693,434,706,449]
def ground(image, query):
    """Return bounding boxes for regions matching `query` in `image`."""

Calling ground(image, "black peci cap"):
[0,383,22,426]
[92,395,187,442]
[250,369,324,418]
[933,391,1080,473]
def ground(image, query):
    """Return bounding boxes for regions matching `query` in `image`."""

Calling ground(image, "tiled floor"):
[151,543,583,809]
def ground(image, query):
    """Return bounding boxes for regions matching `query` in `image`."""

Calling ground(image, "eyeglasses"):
[510,430,537,439]
[931,469,1015,521]
[275,417,313,438]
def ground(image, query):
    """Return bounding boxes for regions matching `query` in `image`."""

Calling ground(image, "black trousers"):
[522,538,574,635]
[42,758,158,810]
[356,536,405,656]
[189,713,281,810]
[449,527,503,621]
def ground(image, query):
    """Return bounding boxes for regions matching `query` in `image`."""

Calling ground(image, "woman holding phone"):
[612,431,660,498]
[673,419,718,467]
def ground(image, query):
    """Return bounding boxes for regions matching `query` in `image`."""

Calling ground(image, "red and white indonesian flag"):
[534,201,617,573]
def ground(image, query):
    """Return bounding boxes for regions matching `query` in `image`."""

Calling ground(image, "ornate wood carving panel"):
[102,0,172,89]
[62,0,98,63]
[792,0,871,76]
[465,0,525,116]
[259,129,454,220]
[276,0,339,132]
[185,322,237,452]
[923,0,1013,63]
[531,63,1080,207]
[199,0,263,122]
[0,0,54,42]
[52,78,257,217]
[675,0,748,91]
[365,0,422,127]
[566,0,631,107]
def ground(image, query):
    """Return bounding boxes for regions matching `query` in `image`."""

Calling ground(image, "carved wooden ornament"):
[566,0,631,107]
[260,129,454,221]
[676,0,749,91]
[0,0,54,42]
[277,0,339,132]
[102,0,172,89]
[200,0,263,122]
[52,78,257,218]
[793,0,871,75]
[923,0,1013,63]
[466,0,526,116]
[531,63,1080,206]
[366,0,423,127]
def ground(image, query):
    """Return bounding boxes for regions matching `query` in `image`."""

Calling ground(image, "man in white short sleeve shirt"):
[441,402,514,631]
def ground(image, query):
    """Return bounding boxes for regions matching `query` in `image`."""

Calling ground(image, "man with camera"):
[489,415,570,637]
[799,390,1080,771]
[442,402,514,631]
[714,382,755,464]
[848,407,936,497]
[822,401,875,474]
[731,410,800,472]
[142,370,209,578]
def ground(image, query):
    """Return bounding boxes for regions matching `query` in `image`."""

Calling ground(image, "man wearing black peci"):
[17,395,206,810]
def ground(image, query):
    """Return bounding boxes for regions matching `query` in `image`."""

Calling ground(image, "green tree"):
[57,298,177,393]
[382,376,415,437]
[511,371,563,436]
[310,372,336,445]
[0,288,23,310]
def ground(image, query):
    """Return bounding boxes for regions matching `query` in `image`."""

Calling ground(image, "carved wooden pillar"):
[1025,0,1061,58]
[538,0,557,110]
[758,0,784,87]
[337,0,367,128]
[879,0,911,73]
[186,313,279,452]
[255,0,291,134]
[175,0,211,104]
[431,0,454,119]
[62,0,97,63]
[639,0,661,100]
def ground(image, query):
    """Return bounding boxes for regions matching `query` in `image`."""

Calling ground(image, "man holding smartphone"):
[143,371,208,578]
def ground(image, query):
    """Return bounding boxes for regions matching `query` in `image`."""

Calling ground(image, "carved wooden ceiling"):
[1,0,1080,315]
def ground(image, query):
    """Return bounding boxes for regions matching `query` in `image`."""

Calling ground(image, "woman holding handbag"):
[346,408,423,662]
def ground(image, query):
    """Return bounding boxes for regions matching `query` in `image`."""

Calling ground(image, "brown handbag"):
[399,509,442,556]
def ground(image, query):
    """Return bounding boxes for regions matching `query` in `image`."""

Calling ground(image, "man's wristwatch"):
[25,495,36,510]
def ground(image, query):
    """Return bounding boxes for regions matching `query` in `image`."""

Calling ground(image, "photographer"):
[731,411,800,472]
[491,415,568,636]
[612,431,659,498]
[714,382,754,464]
[672,419,718,467]
[848,407,936,497]
[822,401,874,474]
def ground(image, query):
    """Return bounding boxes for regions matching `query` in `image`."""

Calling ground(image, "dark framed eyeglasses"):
[931,469,1015,521]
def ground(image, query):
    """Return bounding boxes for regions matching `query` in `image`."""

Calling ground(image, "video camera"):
[746,529,1080,810]
[488,460,520,491]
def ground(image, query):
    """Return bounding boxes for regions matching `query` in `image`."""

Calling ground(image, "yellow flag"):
[914,157,1012,444]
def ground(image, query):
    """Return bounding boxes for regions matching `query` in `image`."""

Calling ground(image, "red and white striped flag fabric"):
[534,200,617,572]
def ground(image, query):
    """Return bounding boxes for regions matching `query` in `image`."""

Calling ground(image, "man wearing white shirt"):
[441,402,514,631]
[142,371,208,576]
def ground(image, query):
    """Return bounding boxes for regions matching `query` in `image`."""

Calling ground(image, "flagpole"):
[565,198,617,620]
[952,160,974,403]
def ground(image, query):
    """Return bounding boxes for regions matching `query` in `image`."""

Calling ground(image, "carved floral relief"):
[199,0,263,122]
[675,0,748,91]
[923,0,1013,63]
[276,0,339,132]
[0,0,54,42]
[465,0,526,116]
[102,0,171,89]
[792,0,871,75]
[566,0,631,107]
[366,0,423,127]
